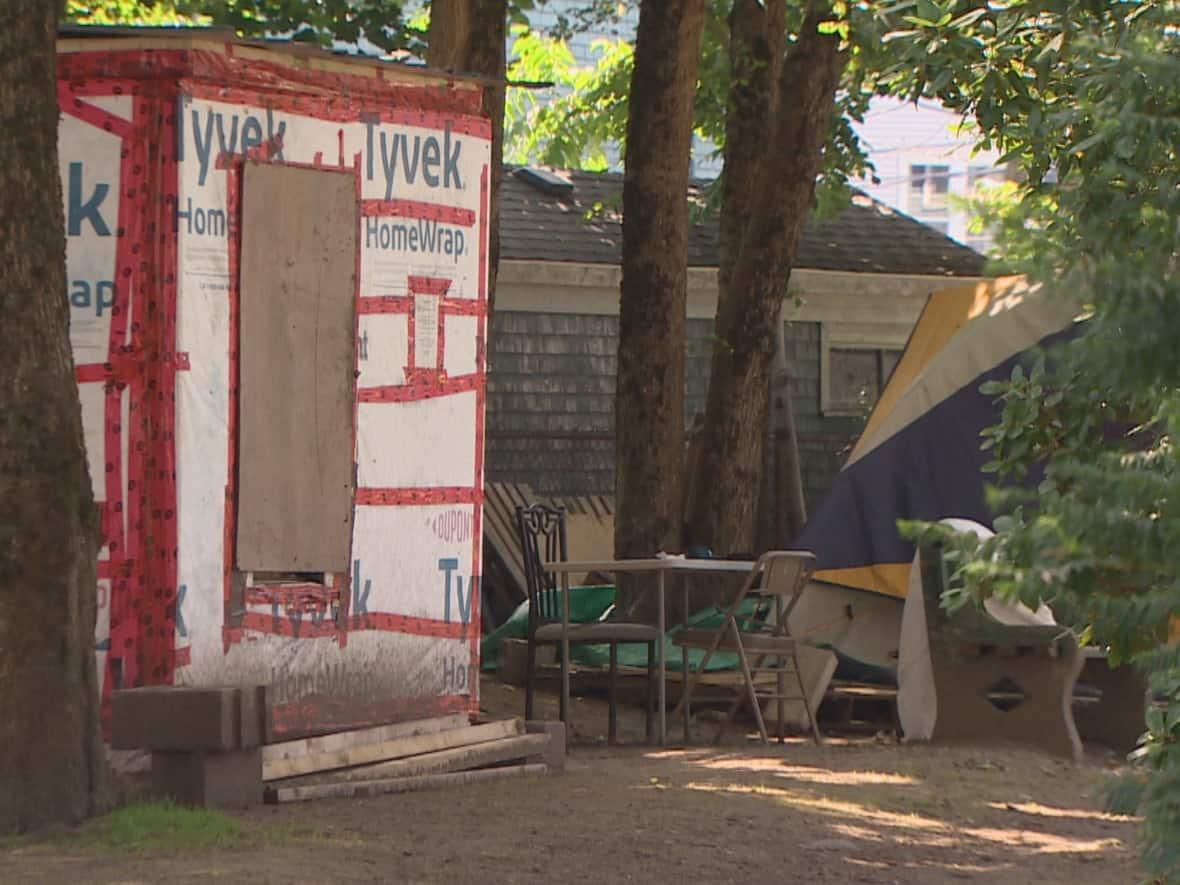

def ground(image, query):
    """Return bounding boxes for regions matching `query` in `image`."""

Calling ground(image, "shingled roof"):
[500,166,986,277]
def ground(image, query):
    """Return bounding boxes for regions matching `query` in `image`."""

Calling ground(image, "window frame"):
[908,163,952,215]
[820,323,910,417]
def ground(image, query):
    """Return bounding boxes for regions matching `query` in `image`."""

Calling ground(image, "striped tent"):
[794,275,1082,602]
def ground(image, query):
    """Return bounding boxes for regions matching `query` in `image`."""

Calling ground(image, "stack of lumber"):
[262,714,552,803]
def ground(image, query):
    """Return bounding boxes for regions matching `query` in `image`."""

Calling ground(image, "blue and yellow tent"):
[794,276,1082,603]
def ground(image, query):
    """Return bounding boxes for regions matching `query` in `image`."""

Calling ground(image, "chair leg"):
[736,639,769,744]
[608,642,618,746]
[525,636,538,721]
[777,655,787,744]
[793,648,822,744]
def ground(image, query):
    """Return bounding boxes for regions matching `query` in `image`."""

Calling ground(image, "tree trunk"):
[0,3,109,832]
[772,305,807,545]
[428,0,506,330]
[717,0,784,301]
[614,0,706,617]
[684,4,843,557]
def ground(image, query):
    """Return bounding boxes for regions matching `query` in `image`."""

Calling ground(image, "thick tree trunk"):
[717,0,784,300]
[615,0,706,616]
[428,0,506,328]
[771,307,807,544]
[0,4,109,832]
[684,5,843,556]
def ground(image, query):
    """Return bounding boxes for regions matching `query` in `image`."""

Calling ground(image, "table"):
[542,557,756,745]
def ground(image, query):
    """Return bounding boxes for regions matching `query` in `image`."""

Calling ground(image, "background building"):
[512,7,1011,247]
[852,97,1013,254]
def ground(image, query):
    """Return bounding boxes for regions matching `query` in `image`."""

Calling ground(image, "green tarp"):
[479,585,751,673]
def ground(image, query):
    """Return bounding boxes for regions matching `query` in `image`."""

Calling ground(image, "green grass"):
[73,799,246,853]
[2,800,321,857]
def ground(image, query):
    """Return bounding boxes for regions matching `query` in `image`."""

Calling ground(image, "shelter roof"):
[56,25,480,90]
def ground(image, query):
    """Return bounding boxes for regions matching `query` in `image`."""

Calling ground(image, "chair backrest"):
[516,503,568,628]
[752,550,817,625]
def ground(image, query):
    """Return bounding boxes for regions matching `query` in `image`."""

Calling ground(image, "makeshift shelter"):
[57,29,492,738]
[789,276,1083,674]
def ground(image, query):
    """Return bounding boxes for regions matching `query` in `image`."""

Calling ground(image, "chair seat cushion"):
[534,622,660,643]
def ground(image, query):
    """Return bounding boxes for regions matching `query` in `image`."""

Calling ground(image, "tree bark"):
[428,0,506,329]
[0,3,109,832]
[718,0,784,301]
[615,0,706,616]
[772,305,807,544]
[684,4,843,556]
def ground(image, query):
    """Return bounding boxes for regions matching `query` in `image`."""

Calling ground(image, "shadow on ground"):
[1,676,1140,884]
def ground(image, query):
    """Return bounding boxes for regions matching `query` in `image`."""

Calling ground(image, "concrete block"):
[526,719,566,772]
[237,685,268,749]
[152,748,263,808]
[112,687,238,751]
[498,639,554,687]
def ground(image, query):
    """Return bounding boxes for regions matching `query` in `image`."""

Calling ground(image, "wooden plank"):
[482,483,528,597]
[237,161,358,571]
[506,482,535,511]
[266,763,548,804]
[262,713,467,767]
[262,718,523,781]
[294,733,549,785]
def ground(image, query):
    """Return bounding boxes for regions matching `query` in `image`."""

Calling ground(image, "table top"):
[542,557,756,574]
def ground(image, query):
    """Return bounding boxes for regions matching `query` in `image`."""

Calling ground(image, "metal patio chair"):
[516,502,660,744]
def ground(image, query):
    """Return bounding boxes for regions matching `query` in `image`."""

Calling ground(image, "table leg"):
[658,569,666,747]
[561,571,571,739]
[683,583,690,744]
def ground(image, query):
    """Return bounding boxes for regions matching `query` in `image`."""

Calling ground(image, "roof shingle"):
[500,166,986,277]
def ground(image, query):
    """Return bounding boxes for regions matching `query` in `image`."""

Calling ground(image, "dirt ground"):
[3,676,1144,884]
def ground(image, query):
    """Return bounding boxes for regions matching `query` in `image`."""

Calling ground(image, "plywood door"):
[236,161,358,572]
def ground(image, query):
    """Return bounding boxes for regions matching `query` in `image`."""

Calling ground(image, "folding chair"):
[672,551,821,744]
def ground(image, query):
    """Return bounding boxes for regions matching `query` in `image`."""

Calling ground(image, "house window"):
[823,344,903,416]
[236,161,359,574]
[909,164,950,213]
[967,164,1002,194]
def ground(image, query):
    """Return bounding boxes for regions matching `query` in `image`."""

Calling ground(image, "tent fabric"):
[794,277,1082,600]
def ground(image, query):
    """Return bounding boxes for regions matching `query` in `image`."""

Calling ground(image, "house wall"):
[853,97,1012,252]
[58,44,491,739]
[487,259,971,528]
[487,311,861,511]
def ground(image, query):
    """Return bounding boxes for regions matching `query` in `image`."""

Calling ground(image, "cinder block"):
[237,685,268,749]
[112,687,238,751]
[497,639,554,687]
[525,719,566,773]
[152,748,263,808]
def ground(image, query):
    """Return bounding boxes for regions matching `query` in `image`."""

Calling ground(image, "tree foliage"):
[65,0,425,53]
[504,25,632,170]
[504,0,877,202]
[64,0,201,24]
[879,1,1180,877]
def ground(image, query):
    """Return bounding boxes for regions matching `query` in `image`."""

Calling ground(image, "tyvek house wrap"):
[57,37,491,739]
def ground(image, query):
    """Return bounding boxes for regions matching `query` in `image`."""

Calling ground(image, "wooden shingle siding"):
[485,311,862,514]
